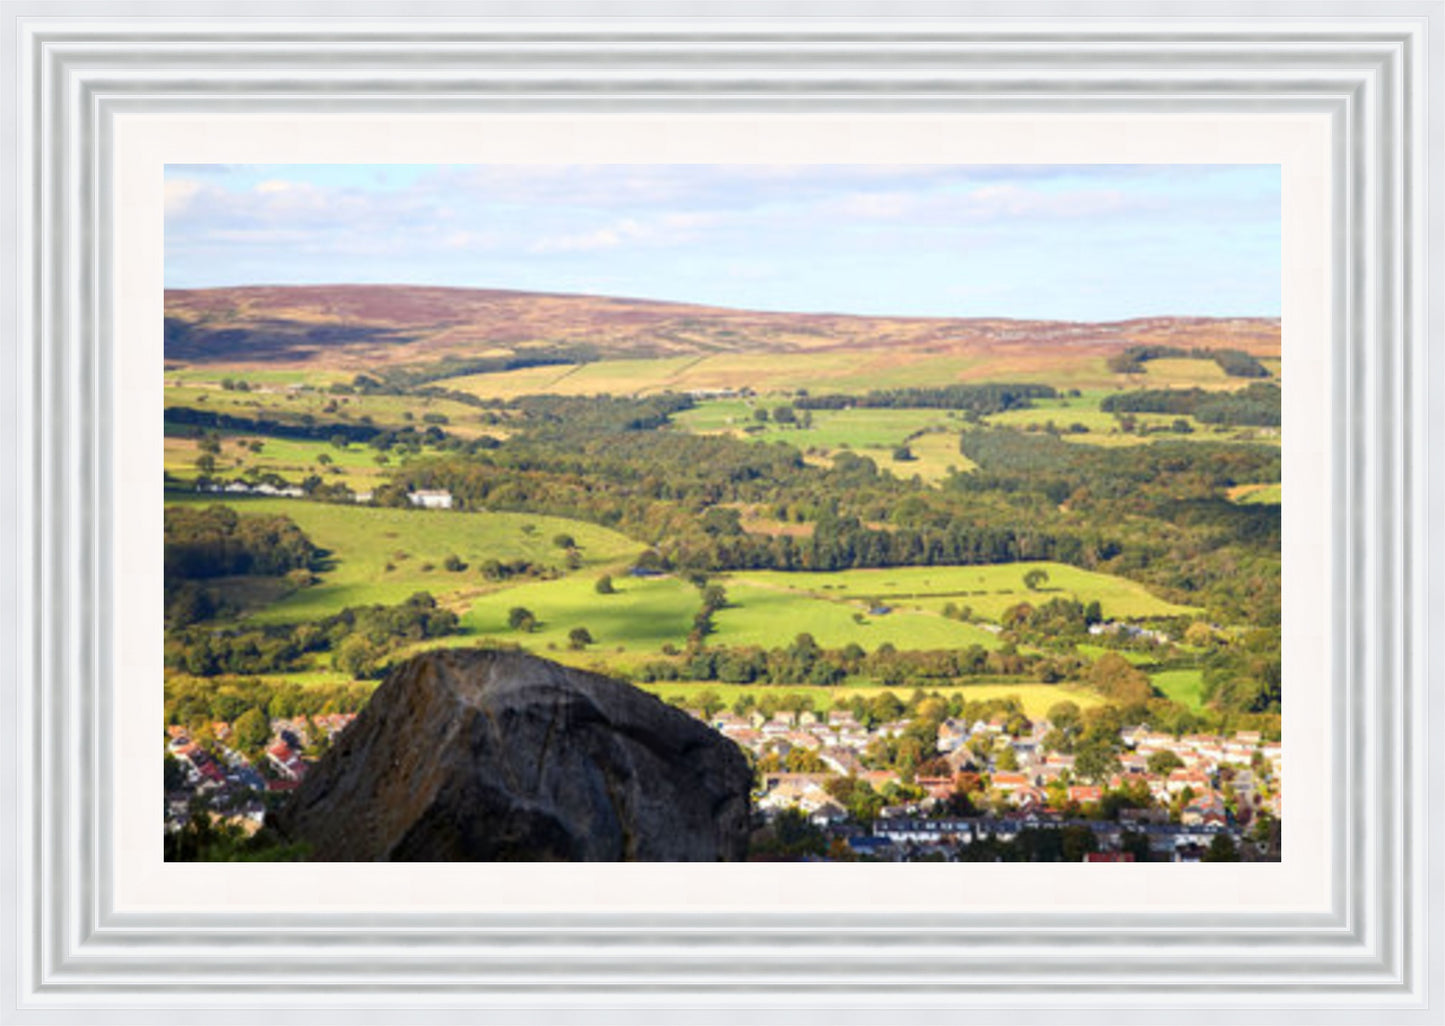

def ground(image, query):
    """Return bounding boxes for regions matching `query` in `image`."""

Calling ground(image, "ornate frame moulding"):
[1,4,1441,1024]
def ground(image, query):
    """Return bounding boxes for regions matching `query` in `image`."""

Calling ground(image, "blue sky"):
[164,163,1280,321]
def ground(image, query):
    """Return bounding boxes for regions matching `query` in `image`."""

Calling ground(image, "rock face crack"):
[270,648,752,862]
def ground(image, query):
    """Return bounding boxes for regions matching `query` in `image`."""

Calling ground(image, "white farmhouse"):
[408,489,454,510]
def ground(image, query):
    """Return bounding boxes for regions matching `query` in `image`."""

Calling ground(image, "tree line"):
[166,591,459,678]
[1099,383,1280,427]
[793,383,1056,414]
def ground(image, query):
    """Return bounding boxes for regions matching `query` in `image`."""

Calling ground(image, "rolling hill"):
[164,284,1281,381]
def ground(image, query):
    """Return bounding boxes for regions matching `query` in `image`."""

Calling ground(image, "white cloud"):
[828,191,920,219]
[164,179,202,216]
[529,212,724,254]
[962,184,1136,219]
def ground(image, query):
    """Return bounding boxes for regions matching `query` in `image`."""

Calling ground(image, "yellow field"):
[638,680,1106,719]
[447,351,1099,398]
[895,429,977,482]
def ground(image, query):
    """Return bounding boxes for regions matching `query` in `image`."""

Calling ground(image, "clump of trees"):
[1101,383,1280,427]
[1105,345,1268,379]
[166,592,459,678]
[164,505,322,628]
[164,804,310,862]
[165,504,319,581]
[637,636,1084,690]
[1088,652,1156,706]
[164,674,373,730]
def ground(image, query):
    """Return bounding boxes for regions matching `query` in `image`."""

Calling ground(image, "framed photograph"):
[3,3,1441,1023]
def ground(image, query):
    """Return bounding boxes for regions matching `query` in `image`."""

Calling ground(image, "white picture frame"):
[2,3,1441,1023]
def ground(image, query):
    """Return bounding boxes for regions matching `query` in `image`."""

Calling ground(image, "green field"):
[675,403,955,447]
[449,567,1006,664]
[164,432,403,491]
[173,345,1278,407]
[165,366,353,388]
[678,389,1272,486]
[727,563,1199,623]
[169,492,1195,667]
[677,403,960,450]
[677,402,976,483]
[444,350,1120,400]
[980,390,1275,448]
[450,561,1192,668]
[458,573,698,664]
[164,383,497,438]
[1151,668,1207,711]
[1074,644,1157,666]
[165,495,646,622]
[895,428,976,482]
[1231,482,1282,505]
[712,581,1006,651]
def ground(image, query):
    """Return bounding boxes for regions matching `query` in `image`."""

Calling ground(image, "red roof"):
[1084,852,1136,862]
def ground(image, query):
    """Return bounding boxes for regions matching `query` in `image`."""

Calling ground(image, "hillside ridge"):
[165,283,1282,371]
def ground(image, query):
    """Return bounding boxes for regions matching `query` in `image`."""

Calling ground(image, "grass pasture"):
[1230,482,1282,505]
[1150,668,1207,711]
[445,363,584,399]
[1074,644,1157,666]
[979,391,1265,448]
[166,366,352,389]
[677,405,959,451]
[445,349,1124,400]
[163,432,399,491]
[456,573,699,666]
[1134,357,1233,387]
[891,428,975,482]
[677,402,973,482]
[546,356,707,395]
[164,495,645,623]
[711,581,1006,652]
[679,385,1273,486]
[727,563,1200,623]
[163,383,496,438]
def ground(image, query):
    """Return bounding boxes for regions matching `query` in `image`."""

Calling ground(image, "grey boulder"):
[272,648,752,861]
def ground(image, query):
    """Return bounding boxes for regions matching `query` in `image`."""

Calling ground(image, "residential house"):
[990,771,1029,793]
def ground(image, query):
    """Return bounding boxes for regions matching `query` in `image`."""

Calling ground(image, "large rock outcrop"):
[272,648,752,861]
